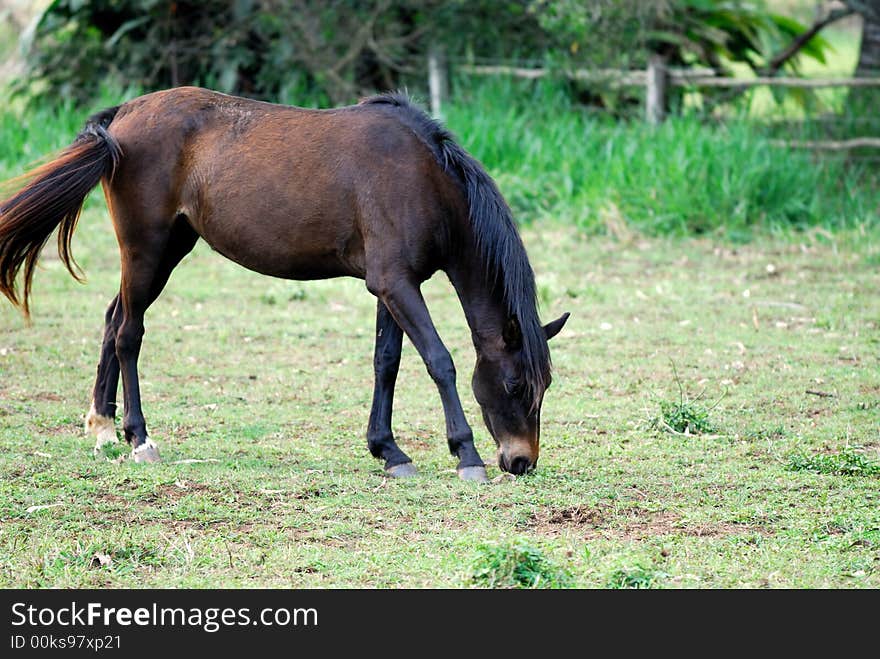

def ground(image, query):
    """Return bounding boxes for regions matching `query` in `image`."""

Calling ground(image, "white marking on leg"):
[85,401,118,454]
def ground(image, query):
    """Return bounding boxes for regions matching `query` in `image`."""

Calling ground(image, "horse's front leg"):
[369,277,488,482]
[367,300,417,477]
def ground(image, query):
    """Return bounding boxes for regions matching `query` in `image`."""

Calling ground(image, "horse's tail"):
[0,106,121,319]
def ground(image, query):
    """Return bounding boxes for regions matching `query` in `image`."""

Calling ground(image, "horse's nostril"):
[509,456,531,475]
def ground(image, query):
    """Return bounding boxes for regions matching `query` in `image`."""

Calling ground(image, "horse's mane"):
[359,92,550,405]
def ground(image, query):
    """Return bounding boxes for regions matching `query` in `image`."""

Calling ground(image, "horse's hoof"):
[457,466,489,483]
[385,462,418,478]
[131,438,161,464]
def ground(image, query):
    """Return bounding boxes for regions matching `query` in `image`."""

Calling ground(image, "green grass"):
[1,89,879,588]
[1,214,878,587]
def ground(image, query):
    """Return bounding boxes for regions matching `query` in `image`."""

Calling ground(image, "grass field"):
[1,200,878,587]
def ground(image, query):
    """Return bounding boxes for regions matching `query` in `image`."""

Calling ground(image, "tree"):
[846,1,880,76]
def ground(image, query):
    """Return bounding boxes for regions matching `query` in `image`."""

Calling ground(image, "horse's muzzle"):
[498,452,537,475]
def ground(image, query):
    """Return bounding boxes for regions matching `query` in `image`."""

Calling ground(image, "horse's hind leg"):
[86,216,198,461]
[367,300,417,477]
[85,295,123,455]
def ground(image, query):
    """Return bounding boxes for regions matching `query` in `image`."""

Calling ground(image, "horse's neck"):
[446,250,508,350]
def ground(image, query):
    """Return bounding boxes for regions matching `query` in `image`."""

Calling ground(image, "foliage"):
[654,399,719,435]
[469,540,571,588]
[14,0,833,110]
[531,0,832,112]
[15,0,549,105]
[531,0,829,72]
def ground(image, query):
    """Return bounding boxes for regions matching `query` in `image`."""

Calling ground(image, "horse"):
[0,87,569,482]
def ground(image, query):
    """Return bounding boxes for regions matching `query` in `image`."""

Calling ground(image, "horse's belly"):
[194,215,365,281]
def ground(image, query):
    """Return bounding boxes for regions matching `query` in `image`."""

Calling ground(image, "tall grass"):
[0,85,136,175]
[445,77,879,239]
[1,79,877,239]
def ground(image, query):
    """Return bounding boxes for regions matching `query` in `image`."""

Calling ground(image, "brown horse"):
[0,87,568,481]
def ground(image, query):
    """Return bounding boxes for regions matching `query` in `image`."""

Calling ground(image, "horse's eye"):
[504,380,522,397]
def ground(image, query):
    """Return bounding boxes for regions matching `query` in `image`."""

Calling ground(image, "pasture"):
[1,199,878,587]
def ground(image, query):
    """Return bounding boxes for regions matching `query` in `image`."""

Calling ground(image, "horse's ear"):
[544,312,570,340]
[503,316,522,350]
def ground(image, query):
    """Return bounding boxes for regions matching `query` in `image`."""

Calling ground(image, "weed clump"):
[653,399,718,435]
[787,449,880,477]
[742,425,787,442]
[607,565,665,589]
[650,361,722,435]
[469,540,570,589]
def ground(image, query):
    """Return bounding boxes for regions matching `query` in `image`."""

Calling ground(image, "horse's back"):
[104,87,463,282]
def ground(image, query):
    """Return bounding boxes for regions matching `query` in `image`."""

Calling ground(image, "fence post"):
[428,43,448,118]
[646,53,667,124]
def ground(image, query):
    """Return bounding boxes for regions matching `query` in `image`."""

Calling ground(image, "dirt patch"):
[532,504,608,529]
[148,481,215,502]
[612,509,683,540]
[93,492,127,505]
[33,392,64,402]
[4,463,30,479]
[90,484,216,508]
[293,485,340,500]
[40,425,71,436]
[528,504,771,540]
[525,504,612,537]
[400,436,432,450]
[680,522,771,538]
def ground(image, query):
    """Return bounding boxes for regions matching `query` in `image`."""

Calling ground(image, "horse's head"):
[472,312,569,475]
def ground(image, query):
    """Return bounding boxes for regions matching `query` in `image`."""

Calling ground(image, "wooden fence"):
[427,51,880,149]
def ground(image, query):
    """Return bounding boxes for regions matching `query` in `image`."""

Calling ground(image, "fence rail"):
[769,137,880,150]
[458,63,880,89]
